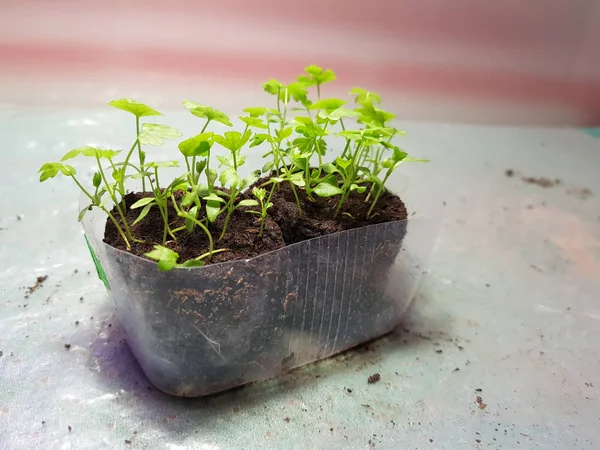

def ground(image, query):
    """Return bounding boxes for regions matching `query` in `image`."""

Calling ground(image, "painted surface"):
[0,0,600,125]
[1,108,599,448]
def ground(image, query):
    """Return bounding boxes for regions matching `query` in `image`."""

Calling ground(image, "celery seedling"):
[108,98,163,192]
[246,187,272,237]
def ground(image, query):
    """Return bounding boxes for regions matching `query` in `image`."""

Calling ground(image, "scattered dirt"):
[64,344,71,350]
[476,395,487,409]
[68,426,72,432]
[475,388,482,392]
[346,388,353,393]
[26,275,48,297]
[567,187,593,200]
[0,351,3,357]
[283,417,290,423]
[505,169,514,177]
[125,440,132,445]
[476,396,483,403]
[367,373,381,384]
[521,176,560,188]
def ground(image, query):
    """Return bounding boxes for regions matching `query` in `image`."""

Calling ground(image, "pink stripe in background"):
[0,0,599,125]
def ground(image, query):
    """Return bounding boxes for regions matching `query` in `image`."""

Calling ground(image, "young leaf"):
[61,147,121,161]
[185,205,200,232]
[350,184,367,193]
[108,98,162,118]
[319,107,361,122]
[262,79,284,95]
[242,170,261,189]
[335,158,352,170]
[213,130,252,152]
[321,163,338,174]
[205,199,222,223]
[314,182,343,197]
[240,116,268,129]
[145,161,180,169]
[250,134,271,148]
[178,133,212,157]
[356,103,396,127]
[262,161,274,173]
[349,88,382,105]
[183,101,233,127]
[132,203,154,226]
[237,199,259,207]
[131,196,155,209]
[38,162,76,181]
[298,65,336,87]
[145,245,179,271]
[77,205,93,222]
[287,82,310,106]
[206,169,218,189]
[219,168,242,188]
[252,187,266,200]
[244,106,267,118]
[195,159,207,175]
[92,172,102,188]
[138,123,182,146]
[309,98,346,111]
[203,192,226,203]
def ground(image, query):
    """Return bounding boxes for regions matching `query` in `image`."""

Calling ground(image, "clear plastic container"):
[82,194,439,397]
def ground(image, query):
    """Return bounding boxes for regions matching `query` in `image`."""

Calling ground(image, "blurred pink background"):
[1,0,599,125]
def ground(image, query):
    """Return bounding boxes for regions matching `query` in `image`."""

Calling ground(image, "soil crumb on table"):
[368,373,381,383]
[567,187,593,200]
[521,176,560,188]
[26,275,48,297]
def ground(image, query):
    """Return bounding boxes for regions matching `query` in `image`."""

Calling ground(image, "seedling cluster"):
[38,65,427,270]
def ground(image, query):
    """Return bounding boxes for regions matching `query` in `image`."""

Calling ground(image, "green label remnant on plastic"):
[84,235,109,290]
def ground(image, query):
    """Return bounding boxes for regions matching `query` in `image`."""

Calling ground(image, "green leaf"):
[338,130,363,141]
[165,176,189,195]
[194,160,207,177]
[206,200,221,223]
[335,158,352,170]
[298,65,336,87]
[178,259,205,268]
[356,103,396,127]
[287,82,310,106]
[349,87,382,105]
[350,184,367,193]
[244,106,267,118]
[129,171,153,180]
[242,170,261,189]
[276,127,293,142]
[203,192,226,203]
[185,205,199,232]
[92,172,102,188]
[213,130,252,152]
[289,171,306,187]
[250,133,272,148]
[145,160,179,169]
[138,123,182,146]
[262,79,284,95]
[321,163,338,174]
[145,245,179,271]
[219,168,242,188]
[78,205,93,222]
[132,203,154,226]
[108,98,162,118]
[252,187,266,200]
[240,116,268,129]
[319,107,361,122]
[181,191,197,207]
[237,199,259,207]
[112,168,124,183]
[61,146,121,161]
[38,162,76,181]
[183,101,233,127]
[404,156,430,163]
[309,98,346,111]
[262,161,274,173]
[206,169,218,188]
[178,132,213,157]
[130,197,155,209]
[314,182,343,197]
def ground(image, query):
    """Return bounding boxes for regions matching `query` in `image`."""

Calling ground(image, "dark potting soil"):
[104,192,286,264]
[104,184,407,264]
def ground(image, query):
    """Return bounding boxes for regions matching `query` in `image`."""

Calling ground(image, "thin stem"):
[100,206,131,249]
[193,120,211,185]
[96,155,134,242]
[193,247,229,261]
[317,84,321,100]
[70,176,95,204]
[367,170,392,218]
[136,117,145,192]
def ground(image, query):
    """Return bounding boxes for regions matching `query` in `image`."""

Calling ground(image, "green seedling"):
[38,147,134,249]
[212,130,261,239]
[245,187,273,237]
[145,244,229,271]
[130,161,187,245]
[108,98,165,193]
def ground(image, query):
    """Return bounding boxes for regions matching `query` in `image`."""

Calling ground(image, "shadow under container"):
[82,200,438,397]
